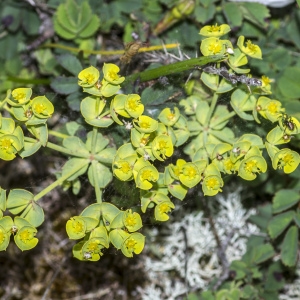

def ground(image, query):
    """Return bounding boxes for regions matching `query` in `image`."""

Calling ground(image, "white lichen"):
[137,188,260,299]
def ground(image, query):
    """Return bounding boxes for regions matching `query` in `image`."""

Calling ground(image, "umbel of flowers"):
[0,23,299,261]
[69,24,300,259]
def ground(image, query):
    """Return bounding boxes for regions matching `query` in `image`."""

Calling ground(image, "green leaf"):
[109,228,129,249]
[281,226,298,267]
[19,140,41,158]
[277,67,300,99]
[22,9,40,35]
[264,261,285,291]
[50,76,79,95]
[20,201,44,227]
[85,131,109,153]
[272,189,300,214]
[0,188,6,211]
[61,158,89,181]
[168,183,188,200]
[286,12,300,49]
[26,124,48,146]
[53,0,100,40]
[87,162,113,189]
[294,212,300,228]
[7,189,33,215]
[194,3,216,23]
[239,3,270,28]
[268,211,295,239]
[63,136,89,157]
[249,204,272,230]
[56,54,82,76]
[250,243,275,264]
[80,203,102,220]
[223,3,243,27]
[230,260,248,280]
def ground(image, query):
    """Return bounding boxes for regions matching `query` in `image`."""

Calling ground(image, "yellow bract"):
[237,36,262,59]
[199,24,231,37]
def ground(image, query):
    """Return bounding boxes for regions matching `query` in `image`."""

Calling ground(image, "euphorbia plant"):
[0,23,299,263]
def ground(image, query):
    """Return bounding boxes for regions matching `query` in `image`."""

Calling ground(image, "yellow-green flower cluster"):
[111,108,190,221]
[167,158,223,196]
[79,64,128,127]
[193,137,268,182]
[0,117,23,161]
[199,24,263,75]
[0,216,38,251]
[9,88,54,125]
[113,111,189,186]
[67,203,145,261]
[3,88,54,157]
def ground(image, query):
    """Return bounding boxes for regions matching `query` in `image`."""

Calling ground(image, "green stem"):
[7,76,50,85]
[48,130,70,139]
[34,159,89,201]
[91,160,102,203]
[124,54,225,84]
[90,127,102,203]
[24,137,89,158]
[46,141,90,158]
[91,127,98,156]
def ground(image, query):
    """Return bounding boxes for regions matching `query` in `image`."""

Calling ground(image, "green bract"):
[121,232,145,258]
[14,226,38,251]
[78,66,100,87]
[124,94,144,118]
[155,200,175,221]
[0,224,10,251]
[238,155,267,180]
[31,96,54,119]
[257,96,284,122]
[135,164,159,190]
[10,88,32,106]
[272,149,300,174]
[199,24,231,37]
[158,107,180,126]
[200,37,232,56]
[237,36,262,59]
[102,63,125,85]
[123,210,142,232]
[179,161,202,188]
[134,115,158,133]
[152,135,174,161]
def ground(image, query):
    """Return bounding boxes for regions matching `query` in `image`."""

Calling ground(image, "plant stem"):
[91,127,98,156]
[46,141,90,157]
[48,130,70,139]
[42,43,180,55]
[24,137,89,158]
[124,54,225,84]
[6,76,50,85]
[33,159,89,201]
[91,160,102,203]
